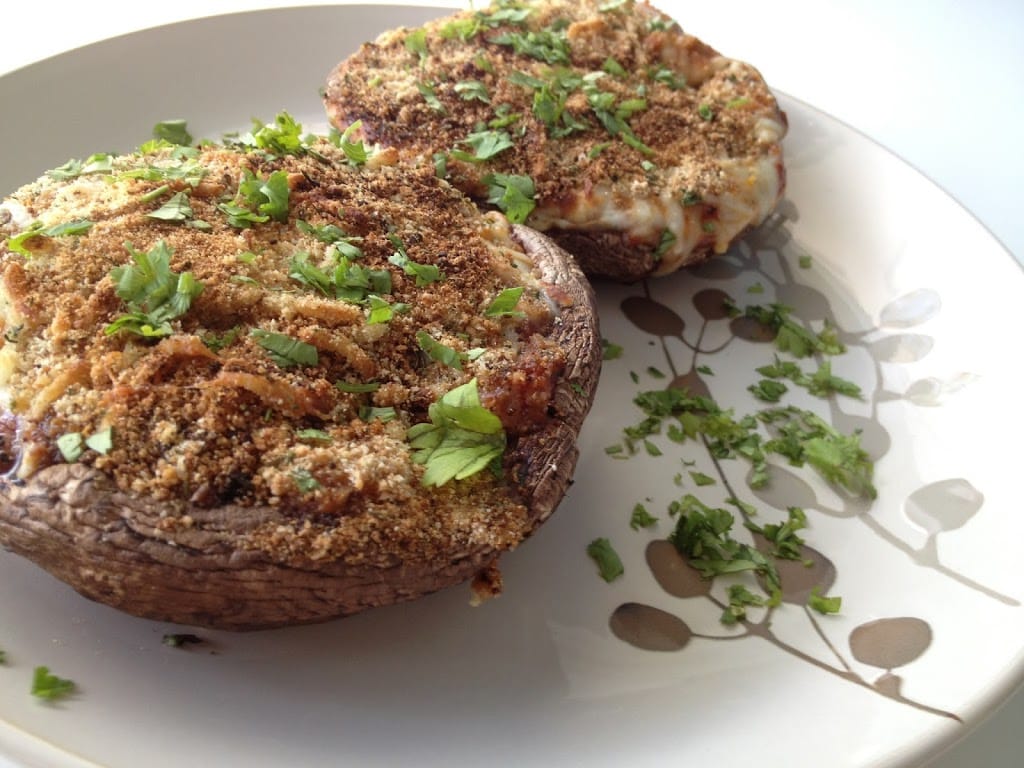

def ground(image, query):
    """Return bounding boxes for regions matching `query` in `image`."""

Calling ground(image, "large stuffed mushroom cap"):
[0,126,600,630]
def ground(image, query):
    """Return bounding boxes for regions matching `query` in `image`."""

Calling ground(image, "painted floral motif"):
[599,205,1015,722]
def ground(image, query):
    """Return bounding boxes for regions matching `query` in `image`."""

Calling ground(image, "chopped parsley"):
[366,295,408,324]
[722,583,778,625]
[407,378,506,486]
[47,153,113,180]
[601,338,624,360]
[746,506,808,561]
[332,120,371,167]
[484,286,525,317]
[629,503,658,530]
[749,378,789,403]
[756,356,863,399]
[219,169,290,227]
[296,428,332,443]
[587,537,625,582]
[669,494,781,592]
[31,666,76,702]
[759,406,877,499]
[250,329,319,368]
[388,235,443,285]
[360,405,397,423]
[454,79,490,103]
[808,586,842,615]
[689,471,716,487]
[296,220,364,259]
[291,468,321,493]
[288,252,391,304]
[146,190,195,222]
[614,384,876,498]
[248,111,306,156]
[737,302,845,358]
[653,229,677,261]
[451,128,514,163]
[162,633,204,648]
[489,25,570,64]
[404,28,429,62]
[105,241,204,338]
[6,219,93,256]
[417,331,463,370]
[152,119,193,146]
[482,173,536,223]
[417,81,447,113]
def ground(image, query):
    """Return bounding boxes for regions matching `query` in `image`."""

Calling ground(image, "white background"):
[0,2,1020,766]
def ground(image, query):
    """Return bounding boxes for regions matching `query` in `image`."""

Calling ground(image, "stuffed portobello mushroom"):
[323,0,788,281]
[0,119,600,630]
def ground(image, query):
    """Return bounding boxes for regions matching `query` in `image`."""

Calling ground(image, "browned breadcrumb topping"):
[323,0,787,270]
[0,139,571,566]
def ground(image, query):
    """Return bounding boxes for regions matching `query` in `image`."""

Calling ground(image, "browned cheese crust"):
[323,0,788,280]
[0,135,600,629]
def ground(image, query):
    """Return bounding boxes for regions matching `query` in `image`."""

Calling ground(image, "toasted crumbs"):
[0,138,566,566]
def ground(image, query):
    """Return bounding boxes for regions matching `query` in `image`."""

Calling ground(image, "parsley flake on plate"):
[587,537,625,582]
[31,666,76,702]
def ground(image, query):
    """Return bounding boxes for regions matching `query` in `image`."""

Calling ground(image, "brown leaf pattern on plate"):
[597,206,1017,724]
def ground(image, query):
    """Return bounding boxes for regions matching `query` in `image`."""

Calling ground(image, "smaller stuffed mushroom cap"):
[323,0,787,281]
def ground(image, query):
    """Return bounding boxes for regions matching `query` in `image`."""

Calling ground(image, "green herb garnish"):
[296,428,332,443]
[219,169,290,227]
[405,28,429,62]
[721,583,778,625]
[484,286,525,317]
[31,666,75,702]
[417,331,463,369]
[366,295,407,324]
[162,633,203,648]
[629,503,658,530]
[250,329,319,368]
[6,219,93,256]
[147,190,194,222]
[407,378,506,486]
[56,433,84,462]
[360,405,397,423]
[602,339,624,360]
[669,494,781,591]
[808,586,842,615]
[47,153,113,181]
[587,537,625,582]
[689,471,716,487]
[740,302,845,358]
[333,120,371,166]
[105,241,204,338]
[152,119,193,146]
[291,468,321,493]
[454,79,490,103]
[389,235,443,285]
[417,81,447,114]
[451,128,514,163]
[482,173,536,223]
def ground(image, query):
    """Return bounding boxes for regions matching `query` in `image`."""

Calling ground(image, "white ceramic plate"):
[1,6,1022,767]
